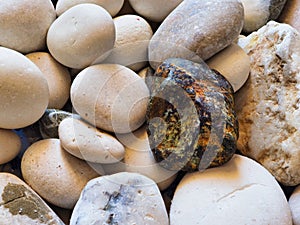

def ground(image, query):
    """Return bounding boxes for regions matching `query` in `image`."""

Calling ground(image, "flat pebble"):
[236,21,300,186]
[71,64,149,133]
[21,139,100,209]
[289,185,300,225]
[58,117,125,164]
[148,0,244,69]
[47,3,115,69]
[206,43,250,92]
[128,0,182,22]
[56,0,124,17]
[0,0,56,53]
[0,172,64,225]
[0,129,21,165]
[26,52,71,109]
[70,172,169,225]
[103,14,153,71]
[0,47,49,129]
[170,155,292,225]
[278,0,300,32]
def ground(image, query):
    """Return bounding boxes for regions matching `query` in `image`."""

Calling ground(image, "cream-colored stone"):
[70,172,169,225]
[71,64,149,133]
[206,43,250,92]
[289,185,300,225]
[0,129,21,165]
[102,14,153,71]
[0,47,49,129]
[21,139,100,209]
[236,21,300,186]
[170,155,292,225]
[26,52,71,109]
[56,0,124,17]
[47,3,115,69]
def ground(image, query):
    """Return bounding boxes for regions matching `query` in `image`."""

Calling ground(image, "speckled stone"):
[146,58,238,172]
[148,0,244,69]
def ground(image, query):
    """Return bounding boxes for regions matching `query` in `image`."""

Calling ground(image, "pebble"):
[0,172,64,225]
[26,52,71,109]
[102,14,153,71]
[128,0,183,22]
[236,21,300,186]
[170,154,292,225]
[47,3,115,69]
[206,43,250,92]
[58,117,125,164]
[289,185,300,225]
[278,0,300,32]
[70,172,169,225]
[146,58,238,171]
[21,139,100,209]
[56,0,124,17]
[71,64,149,133]
[0,47,49,129]
[148,0,244,69]
[0,129,21,165]
[0,0,56,54]
[241,0,287,33]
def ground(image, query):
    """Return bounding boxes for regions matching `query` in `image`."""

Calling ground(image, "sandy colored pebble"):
[0,0,56,53]
[26,52,71,109]
[0,47,49,129]
[21,139,100,209]
[71,64,149,133]
[59,117,125,164]
[103,14,153,71]
[170,155,292,225]
[278,0,300,32]
[47,3,115,69]
[0,129,21,165]
[289,185,300,225]
[206,43,250,92]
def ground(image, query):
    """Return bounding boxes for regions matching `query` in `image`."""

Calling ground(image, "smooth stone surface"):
[129,0,182,22]
[289,185,300,225]
[0,172,65,225]
[39,109,80,139]
[206,43,250,92]
[26,52,71,109]
[59,117,125,164]
[47,3,115,69]
[70,172,169,225]
[148,0,244,69]
[71,64,149,133]
[236,21,300,186]
[21,139,100,209]
[0,0,56,53]
[278,0,300,32]
[56,0,124,17]
[170,155,292,225]
[103,14,153,71]
[0,47,49,129]
[0,129,21,165]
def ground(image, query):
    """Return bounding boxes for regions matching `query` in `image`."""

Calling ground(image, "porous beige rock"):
[71,64,149,133]
[70,172,169,225]
[170,155,292,225]
[56,0,124,17]
[21,139,100,209]
[0,129,21,165]
[0,0,56,53]
[26,52,71,109]
[236,21,300,186]
[0,47,49,129]
[289,185,300,225]
[47,3,115,69]
[58,117,125,164]
[0,172,64,225]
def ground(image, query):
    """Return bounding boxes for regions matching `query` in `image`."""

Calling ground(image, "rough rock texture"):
[146,58,238,172]
[0,172,64,225]
[70,172,169,225]
[236,21,300,186]
[148,0,244,69]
